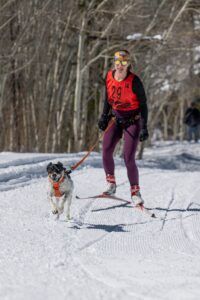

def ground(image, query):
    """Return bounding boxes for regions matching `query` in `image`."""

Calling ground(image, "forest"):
[0,0,199,153]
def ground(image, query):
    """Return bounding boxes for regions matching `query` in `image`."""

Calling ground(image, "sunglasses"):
[114,60,128,66]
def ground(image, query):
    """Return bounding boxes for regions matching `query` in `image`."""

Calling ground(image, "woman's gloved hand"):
[139,127,149,142]
[98,114,110,131]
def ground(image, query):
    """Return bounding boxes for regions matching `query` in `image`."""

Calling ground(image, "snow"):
[126,33,162,41]
[194,15,200,30]
[0,142,200,300]
[126,33,142,40]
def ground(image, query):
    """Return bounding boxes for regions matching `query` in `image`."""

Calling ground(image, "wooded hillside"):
[0,0,199,152]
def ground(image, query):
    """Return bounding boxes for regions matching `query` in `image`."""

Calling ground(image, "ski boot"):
[103,174,116,195]
[131,185,144,206]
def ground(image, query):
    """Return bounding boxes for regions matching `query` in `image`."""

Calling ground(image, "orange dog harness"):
[49,176,65,197]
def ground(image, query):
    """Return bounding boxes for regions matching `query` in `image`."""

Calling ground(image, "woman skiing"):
[98,50,149,205]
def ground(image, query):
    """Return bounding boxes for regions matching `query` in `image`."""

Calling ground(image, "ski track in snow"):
[0,142,200,300]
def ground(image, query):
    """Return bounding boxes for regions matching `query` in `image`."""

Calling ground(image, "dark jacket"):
[184,107,200,127]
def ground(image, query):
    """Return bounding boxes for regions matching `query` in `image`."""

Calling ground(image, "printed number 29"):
[112,86,122,99]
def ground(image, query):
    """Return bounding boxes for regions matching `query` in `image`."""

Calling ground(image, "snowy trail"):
[0,143,200,300]
[0,152,105,192]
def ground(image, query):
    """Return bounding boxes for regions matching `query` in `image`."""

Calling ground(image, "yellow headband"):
[114,51,130,62]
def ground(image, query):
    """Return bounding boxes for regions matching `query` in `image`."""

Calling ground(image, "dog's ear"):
[47,162,53,172]
[57,161,63,168]
[56,161,64,171]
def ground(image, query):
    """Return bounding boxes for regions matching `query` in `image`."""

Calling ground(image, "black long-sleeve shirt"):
[102,71,148,128]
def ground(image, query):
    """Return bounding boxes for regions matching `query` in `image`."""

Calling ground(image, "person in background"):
[184,102,200,142]
[98,50,148,205]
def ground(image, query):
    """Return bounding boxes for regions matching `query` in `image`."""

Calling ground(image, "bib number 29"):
[112,86,122,99]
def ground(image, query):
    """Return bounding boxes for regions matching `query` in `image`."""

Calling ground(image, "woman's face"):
[114,61,129,73]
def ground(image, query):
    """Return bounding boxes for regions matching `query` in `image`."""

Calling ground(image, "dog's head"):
[47,161,65,182]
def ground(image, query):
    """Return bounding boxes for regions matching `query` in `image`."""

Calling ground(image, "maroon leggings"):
[102,119,140,186]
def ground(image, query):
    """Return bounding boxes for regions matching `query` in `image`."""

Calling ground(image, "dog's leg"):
[65,192,72,221]
[58,197,65,215]
[48,195,58,214]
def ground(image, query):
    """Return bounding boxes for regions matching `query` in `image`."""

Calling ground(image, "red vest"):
[106,70,139,111]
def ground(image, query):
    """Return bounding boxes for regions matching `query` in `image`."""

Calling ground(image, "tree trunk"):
[162,110,168,140]
[80,67,89,149]
[30,95,39,152]
[137,142,145,160]
[179,99,184,141]
[73,13,86,151]
[56,67,74,151]
[173,111,179,141]
[10,25,20,151]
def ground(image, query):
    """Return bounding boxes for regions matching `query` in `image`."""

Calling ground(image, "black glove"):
[98,114,110,131]
[139,127,149,142]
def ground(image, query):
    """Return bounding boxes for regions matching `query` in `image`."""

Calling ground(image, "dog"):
[47,161,74,221]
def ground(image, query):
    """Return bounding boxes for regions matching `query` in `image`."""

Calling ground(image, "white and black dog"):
[47,161,73,220]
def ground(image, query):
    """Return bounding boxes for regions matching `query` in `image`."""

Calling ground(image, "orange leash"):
[71,118,115,171]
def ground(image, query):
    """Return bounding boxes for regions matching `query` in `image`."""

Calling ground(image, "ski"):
[76,193,131,203]
[138,203,156,218]
[76,194,156,218]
